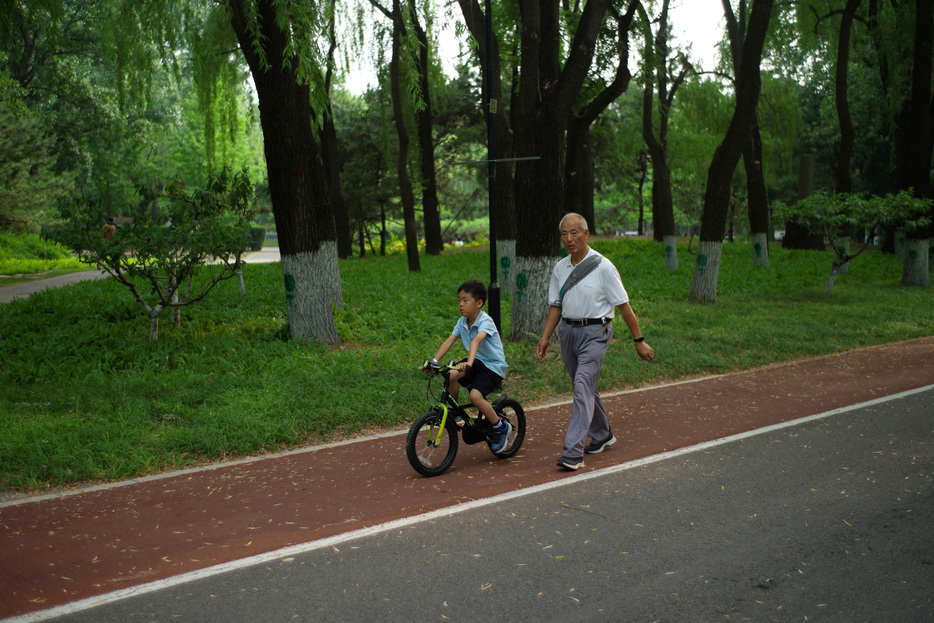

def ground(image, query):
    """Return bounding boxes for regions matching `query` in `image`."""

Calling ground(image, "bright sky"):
[668,0,727,72]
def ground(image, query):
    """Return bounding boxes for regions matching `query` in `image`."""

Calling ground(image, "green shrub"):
[249,226,266,251]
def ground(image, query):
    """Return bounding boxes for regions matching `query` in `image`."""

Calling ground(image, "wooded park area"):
[2,0,932,345]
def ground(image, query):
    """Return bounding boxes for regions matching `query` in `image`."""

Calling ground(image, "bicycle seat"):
[491,393,509,409]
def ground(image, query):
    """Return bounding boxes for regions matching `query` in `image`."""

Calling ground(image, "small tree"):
[0,77,74,232]
[51,168,260,339]
[773,189,931,296]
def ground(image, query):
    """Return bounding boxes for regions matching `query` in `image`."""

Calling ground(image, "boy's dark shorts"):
[456,358,503,397]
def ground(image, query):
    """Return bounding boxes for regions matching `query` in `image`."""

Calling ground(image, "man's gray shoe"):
[585,432,616,454]
[556,455,584,470]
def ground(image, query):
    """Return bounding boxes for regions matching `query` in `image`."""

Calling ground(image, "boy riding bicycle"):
[426,280,511,454]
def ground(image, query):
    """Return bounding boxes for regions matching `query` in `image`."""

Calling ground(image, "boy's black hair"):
[458,280,487,306]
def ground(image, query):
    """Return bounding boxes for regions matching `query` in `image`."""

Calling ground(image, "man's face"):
[560,218,589,256]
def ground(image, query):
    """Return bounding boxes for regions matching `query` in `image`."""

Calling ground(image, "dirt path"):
[0,248,281,304]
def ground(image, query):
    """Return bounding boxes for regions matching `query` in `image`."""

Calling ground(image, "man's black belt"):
[563,317,611,327]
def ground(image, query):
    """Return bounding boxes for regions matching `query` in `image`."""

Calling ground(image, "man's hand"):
[635,341,654,363]
[536,337,550,362]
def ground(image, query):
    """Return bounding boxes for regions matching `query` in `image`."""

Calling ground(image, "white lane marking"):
[8,384,931,623]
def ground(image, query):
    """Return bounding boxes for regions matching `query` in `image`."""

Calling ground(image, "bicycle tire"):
[406,410,459,477]
[490,398,526,458]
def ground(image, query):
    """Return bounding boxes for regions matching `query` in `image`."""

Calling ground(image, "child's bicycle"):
[406,360,526,477]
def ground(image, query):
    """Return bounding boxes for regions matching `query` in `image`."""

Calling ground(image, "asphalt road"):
[34,387,934,623]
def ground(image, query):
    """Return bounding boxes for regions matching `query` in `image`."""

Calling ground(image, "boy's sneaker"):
[585,431,616,454]
[490,420,512,454]
[556,455,584,470]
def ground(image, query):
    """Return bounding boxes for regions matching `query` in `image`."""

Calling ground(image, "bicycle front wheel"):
[406,410,459,477]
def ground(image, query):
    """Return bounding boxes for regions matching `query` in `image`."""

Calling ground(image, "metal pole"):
[484,0,501,331]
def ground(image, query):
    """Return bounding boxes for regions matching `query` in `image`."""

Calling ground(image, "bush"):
[0,231,82,274]
[249,226,266,251]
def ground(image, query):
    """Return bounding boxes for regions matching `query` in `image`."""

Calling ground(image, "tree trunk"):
[902,238,931,287]
[565,2,637,235]
[743,122,770,267]
[640,0,677,246]
[751,232,769,269]
[784,154,824,250]
[227,0,342,344]
[832,237,850,276]
[690,241,723,303]
[895,0,933,286]
[512,256,555,340]
[511,0,612,340]
[457,0,517,293]
[690,0,773,302]
[408,1,442,256]
[389,0,421,272]
[637,151,647,235]
[663,234,678,270]
[725,0,770,267]
[498,238,517,298]
[564,128,599,229]
[149,311,160,341]
[322,12,352,260]
[835,0,861,194]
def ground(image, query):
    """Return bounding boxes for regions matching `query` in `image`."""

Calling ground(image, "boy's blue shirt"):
[451,310,508,379]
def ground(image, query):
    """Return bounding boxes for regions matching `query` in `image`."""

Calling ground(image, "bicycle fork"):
[431,404,450,446]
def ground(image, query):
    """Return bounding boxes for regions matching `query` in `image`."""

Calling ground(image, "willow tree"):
[689,0,774,303]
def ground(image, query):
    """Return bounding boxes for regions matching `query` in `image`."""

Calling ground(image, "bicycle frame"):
[431,371,473,439]
[407,362,526,477]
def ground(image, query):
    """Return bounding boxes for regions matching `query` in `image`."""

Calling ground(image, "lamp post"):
[484,0,501,331]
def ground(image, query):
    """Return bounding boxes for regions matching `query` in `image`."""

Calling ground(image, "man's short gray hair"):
[559,212,589,232]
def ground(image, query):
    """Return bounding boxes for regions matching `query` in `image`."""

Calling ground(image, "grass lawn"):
[1,238,932,493]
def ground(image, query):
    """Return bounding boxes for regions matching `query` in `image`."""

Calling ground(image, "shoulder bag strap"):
[558,254,602,306]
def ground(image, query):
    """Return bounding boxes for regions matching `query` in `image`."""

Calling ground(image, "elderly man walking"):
[536,213,655,470]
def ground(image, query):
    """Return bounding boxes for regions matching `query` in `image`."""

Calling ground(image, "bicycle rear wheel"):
[406,410,459,477]
[491,398,526,458]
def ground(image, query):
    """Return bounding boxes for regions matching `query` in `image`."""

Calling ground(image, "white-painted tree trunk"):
[832,237,849,275]
[509,255,558,342]
[148,304,165,341]
[281,241,342,345]
[497,239,516,299]
[663,235,678,270]
[688,241,723,303]
[172,289,180,325]
[751,232,770,268]
[901,238,930,287]
[894,230,907,258]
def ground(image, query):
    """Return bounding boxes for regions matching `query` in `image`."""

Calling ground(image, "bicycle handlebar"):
[420,359,459,373]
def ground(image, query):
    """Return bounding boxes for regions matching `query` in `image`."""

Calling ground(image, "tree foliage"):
[48,168,260,339]
[773,189,931,294]
[0,75,74,230]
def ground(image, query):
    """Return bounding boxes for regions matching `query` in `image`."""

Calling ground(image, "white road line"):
[7,384,931,623]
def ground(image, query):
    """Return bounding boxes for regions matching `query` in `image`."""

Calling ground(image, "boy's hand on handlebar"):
[421,358,441,371]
